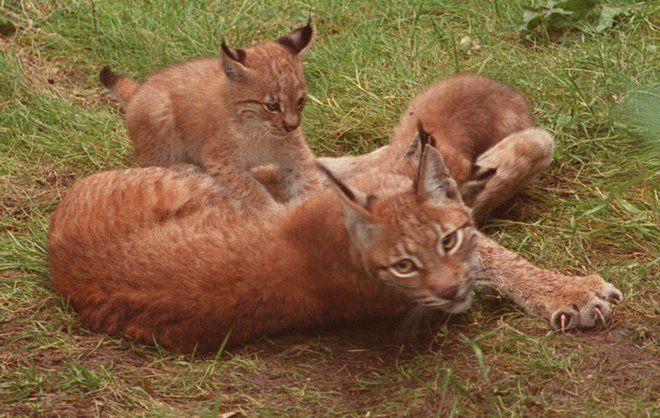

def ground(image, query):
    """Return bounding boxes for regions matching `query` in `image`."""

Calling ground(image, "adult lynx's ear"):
[316,162,378,250]
[277,19,313,56]
[399,121,437,178]
[415,145,463,206]
[219,40,249,80]
[404,120,437,163]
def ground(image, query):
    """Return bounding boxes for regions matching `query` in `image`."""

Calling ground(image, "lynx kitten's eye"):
[264,102,282,113]
[297,96,307,108]
[440,230,463,255]
[389,258,418,278]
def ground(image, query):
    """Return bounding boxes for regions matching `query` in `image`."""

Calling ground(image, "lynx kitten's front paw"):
[546,274,622,331]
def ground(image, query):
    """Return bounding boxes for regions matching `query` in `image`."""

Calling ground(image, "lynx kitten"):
[100,22,319,208]
[316,74,555,221]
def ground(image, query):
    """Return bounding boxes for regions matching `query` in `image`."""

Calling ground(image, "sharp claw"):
[595,307,607,327]
[560,313,567,332]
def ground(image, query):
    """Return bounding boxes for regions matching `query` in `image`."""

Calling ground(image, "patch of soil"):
[3,299,658,416]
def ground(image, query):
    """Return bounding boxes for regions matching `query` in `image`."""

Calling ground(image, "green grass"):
[1,0,658,416]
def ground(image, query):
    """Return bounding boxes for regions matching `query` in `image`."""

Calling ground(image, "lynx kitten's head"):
[320,133,479,314]
[220,22,312,138]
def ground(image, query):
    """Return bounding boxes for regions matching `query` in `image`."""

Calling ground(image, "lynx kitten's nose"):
[438,285,459,300]
[283,122,299,132]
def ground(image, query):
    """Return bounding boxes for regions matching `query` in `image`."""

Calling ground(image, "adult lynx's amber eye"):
[264,102,282,112]
[390,258,418,278]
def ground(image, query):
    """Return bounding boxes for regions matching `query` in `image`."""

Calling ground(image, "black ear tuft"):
[416,120,437,148]
[277,21,314,55]
[220,40,246,63]
[315,162,356,202]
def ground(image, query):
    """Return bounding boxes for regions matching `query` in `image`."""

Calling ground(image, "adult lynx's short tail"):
[99,65,139,104]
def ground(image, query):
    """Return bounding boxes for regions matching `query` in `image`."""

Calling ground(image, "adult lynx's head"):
[220,22,312,138]
[320,133,479,314]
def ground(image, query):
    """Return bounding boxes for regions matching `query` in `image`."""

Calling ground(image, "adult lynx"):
[50,136,481,352]
[100,22,318,208]
[49,127,621,353]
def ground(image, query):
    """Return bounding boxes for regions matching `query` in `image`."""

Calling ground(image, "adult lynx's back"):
[101,22,319,208]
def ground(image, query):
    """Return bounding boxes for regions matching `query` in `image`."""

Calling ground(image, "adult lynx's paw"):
[546,274,622,331]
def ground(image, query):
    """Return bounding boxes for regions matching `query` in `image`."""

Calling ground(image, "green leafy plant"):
[519,0,633,41]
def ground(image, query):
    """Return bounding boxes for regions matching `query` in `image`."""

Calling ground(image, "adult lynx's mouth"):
[416,291,474,314]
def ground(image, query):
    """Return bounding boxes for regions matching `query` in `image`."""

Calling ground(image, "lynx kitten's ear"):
[277,20,314,56]
[219,40,249,80]
[316,162,378,250]
[415,145,463,206]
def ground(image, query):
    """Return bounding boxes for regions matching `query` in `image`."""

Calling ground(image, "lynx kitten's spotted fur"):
[100,22,319,209]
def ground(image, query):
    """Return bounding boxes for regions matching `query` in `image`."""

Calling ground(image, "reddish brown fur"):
[390,74,534,184]
[49,148,479,352]
[316,74,553,221]
[102,24,319,209]
[49,160,621,352]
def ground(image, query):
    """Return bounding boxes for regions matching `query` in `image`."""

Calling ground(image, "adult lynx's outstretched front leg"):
[476,236,622,330]
[387,125,623,330]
